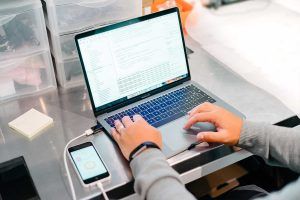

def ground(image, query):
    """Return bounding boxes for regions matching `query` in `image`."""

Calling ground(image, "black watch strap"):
[129,142,160,163]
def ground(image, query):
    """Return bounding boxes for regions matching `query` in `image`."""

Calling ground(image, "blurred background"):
[1,0,299,116]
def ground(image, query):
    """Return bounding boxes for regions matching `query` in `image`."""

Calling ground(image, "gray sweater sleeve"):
[130,121,300,200]
[130,148,196,200]
[238,121,300,173]
[239,121,300,200]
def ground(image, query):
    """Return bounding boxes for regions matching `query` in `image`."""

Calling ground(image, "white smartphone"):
[68,142,110,187]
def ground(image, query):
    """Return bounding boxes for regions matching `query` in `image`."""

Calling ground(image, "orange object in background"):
[151,0,195,33]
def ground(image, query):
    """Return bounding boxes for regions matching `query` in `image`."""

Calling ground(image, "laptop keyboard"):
[104,84,216,128]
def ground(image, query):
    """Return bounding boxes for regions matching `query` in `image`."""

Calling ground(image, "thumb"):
[197,131,225,143]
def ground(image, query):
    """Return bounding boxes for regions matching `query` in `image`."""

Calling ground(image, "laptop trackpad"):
[159,116,197,152]
[186,122,217,135]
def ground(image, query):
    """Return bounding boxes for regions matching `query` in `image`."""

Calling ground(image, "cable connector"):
[85,124,104,136]
[85,129,94,136]
[91,123,104,134]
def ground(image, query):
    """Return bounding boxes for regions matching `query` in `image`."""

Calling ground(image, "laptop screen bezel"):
[75,7,191,117]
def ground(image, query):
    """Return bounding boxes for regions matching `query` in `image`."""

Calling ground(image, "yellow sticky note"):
[8,109,53,139]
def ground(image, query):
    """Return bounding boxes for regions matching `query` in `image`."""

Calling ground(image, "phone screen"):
[69,142,109,184]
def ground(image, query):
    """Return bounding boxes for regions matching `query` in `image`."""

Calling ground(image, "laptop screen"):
[76,9,189,113]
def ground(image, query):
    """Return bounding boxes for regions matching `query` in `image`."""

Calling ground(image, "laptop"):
[75,8,244,158]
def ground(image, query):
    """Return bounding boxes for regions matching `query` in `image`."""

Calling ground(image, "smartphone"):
[68,142,110,187]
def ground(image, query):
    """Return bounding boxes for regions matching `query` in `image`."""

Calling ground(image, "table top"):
[0,36,295,200]
[185,1,300,115]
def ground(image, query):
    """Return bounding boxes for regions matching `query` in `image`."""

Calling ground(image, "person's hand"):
[183,102,243,146]
[111,115,163,160]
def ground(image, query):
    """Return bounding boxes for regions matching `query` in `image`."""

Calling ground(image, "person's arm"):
[130,148,196,200]
[111,115,196,200]
[184,103,300,200]
[239,121,300,173]
[184,102,300,173]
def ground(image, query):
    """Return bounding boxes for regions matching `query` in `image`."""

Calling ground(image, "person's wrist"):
[129,141,161,163]
[234,118,243,145]
[131,148,151,161]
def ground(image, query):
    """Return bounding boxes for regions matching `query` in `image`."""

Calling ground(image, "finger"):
[111,128,120,141]
[114,120,125,134]
[188,104,207,115]
[184,112,216,130]
[188,102,215,117]
[122,116,133,128]
[197,131,226,143]
[133,114,145,122]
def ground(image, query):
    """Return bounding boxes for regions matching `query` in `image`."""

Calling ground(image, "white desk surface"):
[186,0,300,116]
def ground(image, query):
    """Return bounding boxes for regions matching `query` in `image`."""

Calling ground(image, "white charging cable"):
[63,129,93,200]
[63,129,110,200]
[96,181,109,200]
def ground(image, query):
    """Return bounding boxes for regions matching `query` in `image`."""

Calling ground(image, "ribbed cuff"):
[130,148,165,170]
[130,149,182,199]
[238,120,267,149]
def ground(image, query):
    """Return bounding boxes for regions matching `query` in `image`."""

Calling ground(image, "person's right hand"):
[183,102,243,146]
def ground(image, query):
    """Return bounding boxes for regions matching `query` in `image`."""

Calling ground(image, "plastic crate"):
[0,0,49,60]
[54,57,84,88]
[0,0,56,102]
[0,51,56,102]
[43,0,142,34]
[48,30,78,61]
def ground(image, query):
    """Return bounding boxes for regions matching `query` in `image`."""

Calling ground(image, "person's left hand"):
[111,115,163,160]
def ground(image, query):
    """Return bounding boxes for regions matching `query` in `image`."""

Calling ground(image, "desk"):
[0,37,295,199]
[185,1,300,115]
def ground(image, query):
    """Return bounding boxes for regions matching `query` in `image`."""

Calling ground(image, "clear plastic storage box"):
[0,51,56,102]
[0,0,56,102]
[55,58,83,88]
[0,0,49,60]
[48,30,78,61]
[43,0,142,34]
